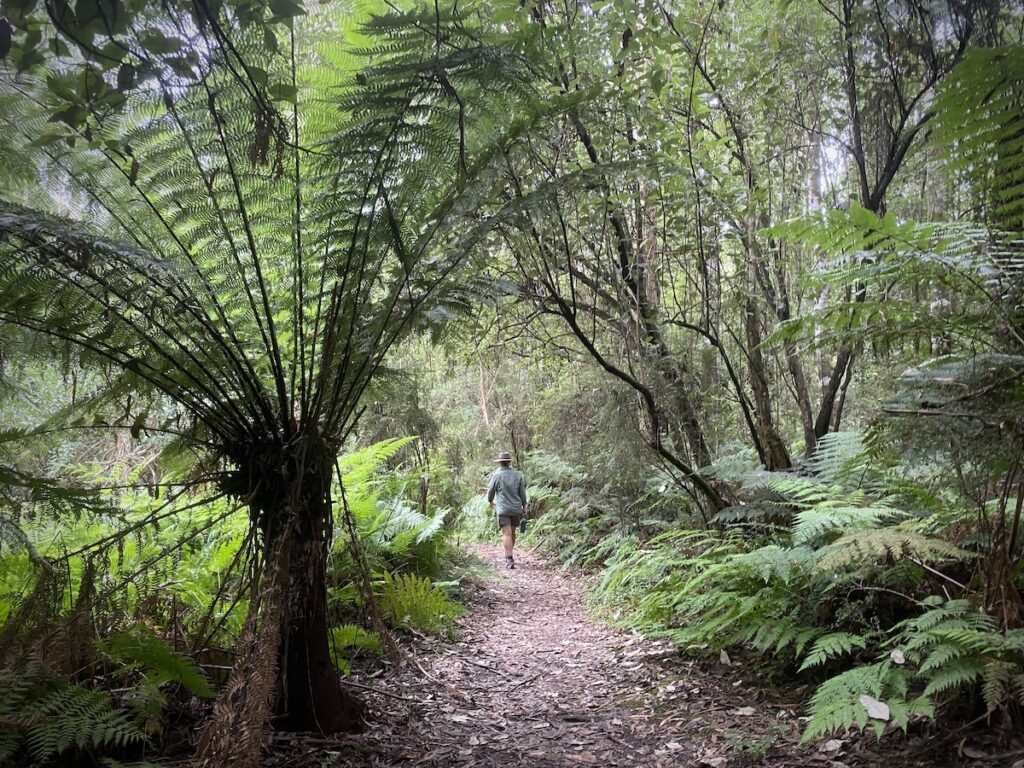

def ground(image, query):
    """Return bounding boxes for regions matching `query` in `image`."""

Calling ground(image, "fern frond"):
[793,505,897,546]
[329,623,382,673]
[921,659,985,698]
[934,47,1024,230]
[26,683,146,762]
[802,664,888,742]
[816,527,967,571]
[982,660,1017,713]
[800,633,867,672]
[378,572,462,634]
[100,626,213,698]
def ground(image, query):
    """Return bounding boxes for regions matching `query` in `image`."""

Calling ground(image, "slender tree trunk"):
[743,240,791,470]
[660,356,713,469]
[815,345,854,438]
[786,347,817,456]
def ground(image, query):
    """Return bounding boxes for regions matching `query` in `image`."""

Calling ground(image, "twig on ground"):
[496,674,539,693]
[341,679,419,702]
[460,656,503,674]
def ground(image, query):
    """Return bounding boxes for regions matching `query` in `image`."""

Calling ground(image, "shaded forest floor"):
[268,544,1019,768]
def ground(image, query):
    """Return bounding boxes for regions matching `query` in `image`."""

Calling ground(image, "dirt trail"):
[267,544,939,768]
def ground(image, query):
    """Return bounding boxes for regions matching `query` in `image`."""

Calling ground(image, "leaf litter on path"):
[265,544,984,768]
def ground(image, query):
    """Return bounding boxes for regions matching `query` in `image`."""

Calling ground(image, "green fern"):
[378,572,463,634]
[27,684,145,762]
[816,527,967,571]
[933,47,1024,229]
[802,662,933,742]
[99,625,213,698]
[0,671,147,764]
[329,623,383,674]
[804,600,1024,741]
[922,659,986,698]
[803,664,891,742]
[793,504,896,547]
[800,633,867,672]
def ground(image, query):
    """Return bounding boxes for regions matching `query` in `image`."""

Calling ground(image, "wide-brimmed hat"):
[494,451,513,463]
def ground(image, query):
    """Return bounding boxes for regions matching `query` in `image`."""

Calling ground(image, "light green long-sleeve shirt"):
[487,466,527,515]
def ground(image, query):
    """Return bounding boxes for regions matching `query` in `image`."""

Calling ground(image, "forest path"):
[268,543,901,768]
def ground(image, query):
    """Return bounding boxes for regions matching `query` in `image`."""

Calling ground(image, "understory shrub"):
[0,436,461,765]
[378,572,464,634]
[584,431,1024,741]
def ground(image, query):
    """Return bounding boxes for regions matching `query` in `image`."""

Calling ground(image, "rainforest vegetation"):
[0,0,1022,765]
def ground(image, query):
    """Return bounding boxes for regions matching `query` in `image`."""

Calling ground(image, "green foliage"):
[0,669,146,765]
[99,625,213,698]
[584,428,1023,742]
[801,662,931,742]
[0,0,1019,762]
[799,633,867,672]
[816,527,967,571]
[802,597,1024,741]
[336,437,452,579]
[378,572,463,634]
[329,624,382,674]
[327,437,464,648]
[456,494,496,542]
[934,47,1024,229]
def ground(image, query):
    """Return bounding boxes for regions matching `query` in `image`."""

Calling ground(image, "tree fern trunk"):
[197,440,364,767]
[274,485,364,734]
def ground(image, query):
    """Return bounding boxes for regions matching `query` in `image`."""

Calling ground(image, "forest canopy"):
[0,0,1022,766]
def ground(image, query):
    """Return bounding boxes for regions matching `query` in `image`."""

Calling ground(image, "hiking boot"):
[506,555,515,570]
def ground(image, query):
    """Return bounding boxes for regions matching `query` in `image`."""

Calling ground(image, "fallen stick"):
[496,674,539,694]
[341,679,418,702]
[460,656,502,674]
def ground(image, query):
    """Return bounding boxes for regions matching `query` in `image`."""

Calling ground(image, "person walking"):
[487,451,528,569]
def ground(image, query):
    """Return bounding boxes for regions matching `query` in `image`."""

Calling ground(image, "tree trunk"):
[276,533,364,733]
[743,254,791,471]
[815,345,853,438]
[196,439,364,768]
[785,346,817,456]
[661,357,713,469]
[270,463,365,734]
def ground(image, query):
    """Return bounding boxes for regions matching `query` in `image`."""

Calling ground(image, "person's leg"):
[501,524,514,557]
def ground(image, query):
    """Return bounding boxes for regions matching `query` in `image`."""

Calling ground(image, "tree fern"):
[0,0,572,748]
[933,46,1024,230]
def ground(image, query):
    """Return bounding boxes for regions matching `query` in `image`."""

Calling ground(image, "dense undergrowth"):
[0,436,462,766]
[0,0,1021,763]
[506,426,1024,744]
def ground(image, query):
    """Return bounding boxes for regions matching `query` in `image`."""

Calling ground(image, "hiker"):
[487,451,528,569]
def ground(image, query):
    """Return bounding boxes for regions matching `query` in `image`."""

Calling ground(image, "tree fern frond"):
[934,47,1024,230]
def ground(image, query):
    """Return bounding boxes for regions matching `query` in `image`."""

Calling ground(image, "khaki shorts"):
[498,513,522,530]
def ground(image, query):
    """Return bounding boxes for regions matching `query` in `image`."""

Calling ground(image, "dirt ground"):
[267,544,1024,768]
